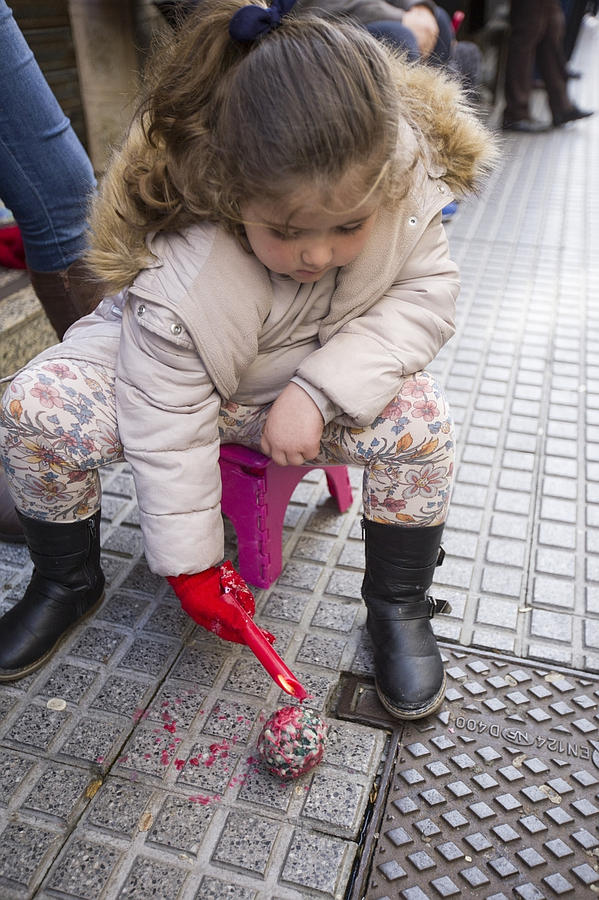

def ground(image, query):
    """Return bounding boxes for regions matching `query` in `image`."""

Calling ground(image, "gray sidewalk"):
[1,17,599,900]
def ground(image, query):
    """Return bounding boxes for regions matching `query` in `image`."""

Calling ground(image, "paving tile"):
[68,625,126,664]
[325,568,364,600]
[296,633,348,669]
[281,827,356,897]
[234,758,296,811]
[261,587,311,622]
[0,820,60,896]
[117,856,189,899]
[57,715,129,770]
[301,770,371,839]
[201,699,259,742]
[310,598,360,632]
[0,749,37,805]
[117,636,179,677]
[4,703,72,753]
[34,663,99,705]
[85,778,153,837]
[211,811,280,876]
[96,591,149,628]
[91,674,154,719]
[174,738,244,796]
[44,836,123,898]
[21,763,91,824]
[169,641,229,685]
[145,795,214,857]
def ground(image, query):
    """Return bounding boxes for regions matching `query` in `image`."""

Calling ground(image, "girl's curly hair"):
[86,0,415,288]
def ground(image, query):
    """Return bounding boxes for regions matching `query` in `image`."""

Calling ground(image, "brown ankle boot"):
[28,259,104,340]
[0,468,24,543]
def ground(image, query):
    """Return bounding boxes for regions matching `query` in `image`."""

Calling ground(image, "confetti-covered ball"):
[257,705,328,779]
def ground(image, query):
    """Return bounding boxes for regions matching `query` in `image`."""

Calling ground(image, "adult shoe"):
[553,106,594,127]
[502,118,550,133]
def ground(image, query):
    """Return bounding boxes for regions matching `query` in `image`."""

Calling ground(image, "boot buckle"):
[427,595,452,617]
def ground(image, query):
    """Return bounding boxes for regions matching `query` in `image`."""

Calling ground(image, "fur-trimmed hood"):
[86,58,496,295]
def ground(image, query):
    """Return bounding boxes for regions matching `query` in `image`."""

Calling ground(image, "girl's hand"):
[403,5,439,57]
[167,561,275,645]
[261,382,324,466]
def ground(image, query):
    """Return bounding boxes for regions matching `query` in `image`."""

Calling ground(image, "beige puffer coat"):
[23,63,495,576]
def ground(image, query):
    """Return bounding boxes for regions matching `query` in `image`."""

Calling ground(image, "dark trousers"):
[503,0,571,124]
[561,0,588,59]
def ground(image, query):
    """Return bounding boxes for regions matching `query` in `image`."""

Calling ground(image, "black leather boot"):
[0,510,105,681]
[0,467,24,543]
[362,518,450,720]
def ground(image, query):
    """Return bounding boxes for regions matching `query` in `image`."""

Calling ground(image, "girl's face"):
[242,178,380,283]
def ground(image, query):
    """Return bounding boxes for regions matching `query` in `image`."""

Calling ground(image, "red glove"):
[167,561,275,646]
[168,561,308,700]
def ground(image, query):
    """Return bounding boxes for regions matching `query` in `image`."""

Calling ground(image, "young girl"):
[0,0,494,719]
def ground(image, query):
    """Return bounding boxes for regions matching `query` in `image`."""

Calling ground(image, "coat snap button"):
[408,216,417,226]
[137,304,145,316]
[437,184,446,193]
[171,323,182,335]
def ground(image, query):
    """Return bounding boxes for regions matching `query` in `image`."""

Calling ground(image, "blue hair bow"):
[229,0,297,42]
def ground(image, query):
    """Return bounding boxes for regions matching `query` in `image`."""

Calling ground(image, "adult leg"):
[0,1,101,338]
[366,20,420,61]
[428,5,453,66]
[503,0,547,128]
[0,358,121,679]
[539,0,591,124]
[561,0,587,59]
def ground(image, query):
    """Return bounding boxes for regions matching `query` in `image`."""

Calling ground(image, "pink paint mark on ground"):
[202,740,230,767]
[174,758,186,771]
[118,755,129,764]
[189,793,221,805]
[132,708,149,723]
[189,757,200,767]
[160,750,171,766]
[163,722,177,733]
[144,753,152,760]
[96,755,104,763]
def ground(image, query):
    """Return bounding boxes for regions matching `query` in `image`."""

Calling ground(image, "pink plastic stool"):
[219,444,353,589]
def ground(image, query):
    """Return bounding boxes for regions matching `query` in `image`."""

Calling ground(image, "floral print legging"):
[0,359,454,527]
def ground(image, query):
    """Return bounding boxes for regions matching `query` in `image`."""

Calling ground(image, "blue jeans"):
[0,0,96,271]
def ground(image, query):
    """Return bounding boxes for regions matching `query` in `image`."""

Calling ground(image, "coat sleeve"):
[295,212,459,426]
[115,296,224,576]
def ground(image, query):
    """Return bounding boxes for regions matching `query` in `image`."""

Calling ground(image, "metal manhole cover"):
[339,645,599,898]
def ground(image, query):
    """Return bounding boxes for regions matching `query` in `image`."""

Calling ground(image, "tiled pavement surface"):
[1,16,599,900]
